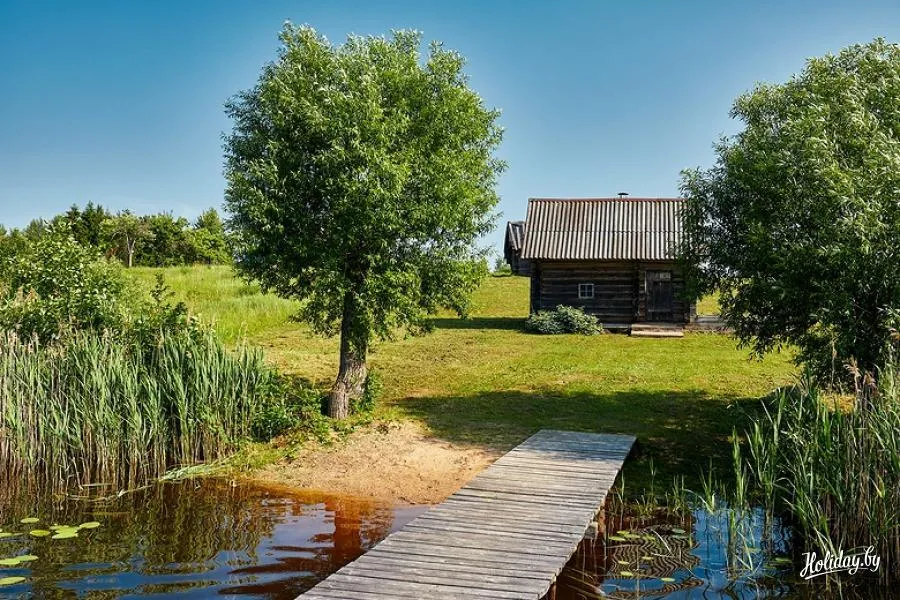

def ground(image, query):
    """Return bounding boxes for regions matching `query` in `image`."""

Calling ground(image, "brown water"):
[0,478,425,599]
[0,479,886,599]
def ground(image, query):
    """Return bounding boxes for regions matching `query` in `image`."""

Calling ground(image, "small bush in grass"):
[525,306,603,335]
[251,378,326,441]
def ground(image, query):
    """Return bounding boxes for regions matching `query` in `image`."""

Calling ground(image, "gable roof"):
[504,220,526,260]
[521,198,684,261]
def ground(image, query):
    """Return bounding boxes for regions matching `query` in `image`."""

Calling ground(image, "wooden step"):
[630,323,684,338]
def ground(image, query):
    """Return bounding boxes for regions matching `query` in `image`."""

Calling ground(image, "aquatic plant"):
[0,329,276,490]
[741,362,900,585]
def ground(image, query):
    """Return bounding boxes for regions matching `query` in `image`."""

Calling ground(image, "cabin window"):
[578,283,594,299]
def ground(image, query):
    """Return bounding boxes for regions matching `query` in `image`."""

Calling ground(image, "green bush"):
[0,225,134,341]
[525,305,603,335]
[251,378,326,441]
[0,226,203,344]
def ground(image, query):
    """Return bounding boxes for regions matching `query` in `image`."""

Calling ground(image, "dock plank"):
[297,430,634,599]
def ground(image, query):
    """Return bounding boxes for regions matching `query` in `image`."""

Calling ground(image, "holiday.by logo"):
[800,546,881,580]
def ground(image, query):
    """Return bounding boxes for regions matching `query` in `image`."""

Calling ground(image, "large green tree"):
[224,25,504,417]
[681,39,900,386]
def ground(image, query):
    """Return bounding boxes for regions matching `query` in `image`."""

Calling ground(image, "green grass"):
[125,267,795,494]
[128,266,298,343]
[697,292,721,315]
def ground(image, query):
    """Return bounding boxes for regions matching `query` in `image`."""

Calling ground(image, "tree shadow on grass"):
[393,388,767,498]
[428,317,526,331]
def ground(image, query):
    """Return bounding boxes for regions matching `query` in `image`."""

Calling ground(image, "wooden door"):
[646,271,674,322]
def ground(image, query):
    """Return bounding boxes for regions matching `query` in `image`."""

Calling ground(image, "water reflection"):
[554,502,888,600]
[0,479,425,599]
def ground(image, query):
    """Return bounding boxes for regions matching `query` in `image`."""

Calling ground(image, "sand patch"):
[253,421,500,504]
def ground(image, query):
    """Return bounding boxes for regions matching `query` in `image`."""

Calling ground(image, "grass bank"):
[127,266,795,493]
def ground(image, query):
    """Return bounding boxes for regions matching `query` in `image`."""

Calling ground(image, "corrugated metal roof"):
[520,198,684,261]
[505,221,525,253]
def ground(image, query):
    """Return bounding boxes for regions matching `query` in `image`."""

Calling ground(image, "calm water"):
[0,479,425,599]
[0,480,886,599]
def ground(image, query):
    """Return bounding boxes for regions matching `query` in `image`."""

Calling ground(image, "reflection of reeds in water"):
[0,330,272,492]
[0,479,400,599]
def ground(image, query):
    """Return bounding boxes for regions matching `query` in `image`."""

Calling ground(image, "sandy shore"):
[252,421,500,505]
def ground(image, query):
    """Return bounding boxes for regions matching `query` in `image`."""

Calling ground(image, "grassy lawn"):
[128,266,795,495]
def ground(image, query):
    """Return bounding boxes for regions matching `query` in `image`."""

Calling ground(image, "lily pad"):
[19,518,38,525]
[79,522,101,530]
[15,555,37,563]
[670,527,686,534]
[642,555,654,560]
[51,532,78,540]
[616,530,631,536]
[0,576,25,586]
[607,535,627,542]
[29,530,51,537]
[0,558,20,566]
[0,533,16,539]
[661,576,676,583]
[620,570,634,577]
[616,560,629,565]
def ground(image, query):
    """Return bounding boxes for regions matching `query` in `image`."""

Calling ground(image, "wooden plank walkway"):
[299,429,635,600]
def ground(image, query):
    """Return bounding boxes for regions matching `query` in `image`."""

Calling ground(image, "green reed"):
[741,361,900,584]
[0,329,275,491]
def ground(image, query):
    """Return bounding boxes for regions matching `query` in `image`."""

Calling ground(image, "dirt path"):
[253,421,501,505]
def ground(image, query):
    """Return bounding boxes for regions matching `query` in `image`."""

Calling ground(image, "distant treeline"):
[0,203,230,267]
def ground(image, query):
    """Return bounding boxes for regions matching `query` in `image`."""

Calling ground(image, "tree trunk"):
[329,292,368,419]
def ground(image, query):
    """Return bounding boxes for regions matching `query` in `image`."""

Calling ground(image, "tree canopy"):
[224,24,505,417]
[681,39,900,386]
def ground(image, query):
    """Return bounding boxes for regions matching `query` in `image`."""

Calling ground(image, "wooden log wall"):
[529,260,692,324]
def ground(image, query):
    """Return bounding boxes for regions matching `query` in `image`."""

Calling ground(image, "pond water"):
[0,479,425,599]
[0,479,887,599]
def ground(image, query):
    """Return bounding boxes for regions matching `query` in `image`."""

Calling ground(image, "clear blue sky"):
[2,0,899,253]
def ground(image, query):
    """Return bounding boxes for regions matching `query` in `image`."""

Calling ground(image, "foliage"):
[680,39,900,386]
[191,208,231,265]
[525,305,603,335]
[103,210,154,268]
[0,225,133,342]
[250,377,326,441]
[1,204,231,268]
[0,329,277,489]
[59,202,110,247]
[223,24,505,416]
[738,362,900,584]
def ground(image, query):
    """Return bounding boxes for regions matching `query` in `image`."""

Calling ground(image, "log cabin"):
[520,197,695,329]
[503,220,531,276]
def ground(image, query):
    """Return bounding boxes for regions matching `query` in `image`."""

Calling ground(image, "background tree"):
[139,213,194,266]
[105,211,154,267]
[680,39,900,386]
[224,24,504,417]
[191,208,231,265]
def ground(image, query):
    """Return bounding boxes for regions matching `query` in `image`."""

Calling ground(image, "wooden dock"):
[299,429,635,600]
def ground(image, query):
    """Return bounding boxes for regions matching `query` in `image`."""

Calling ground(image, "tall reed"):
[0,329,275,491]
[743,362,900,584]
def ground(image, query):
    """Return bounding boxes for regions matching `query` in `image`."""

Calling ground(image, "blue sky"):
[2,0,899,254]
